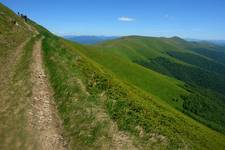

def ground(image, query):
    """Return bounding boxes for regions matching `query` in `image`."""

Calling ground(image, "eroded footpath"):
[28,38,66,150]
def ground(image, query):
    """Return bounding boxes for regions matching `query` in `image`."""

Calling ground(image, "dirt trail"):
[28,38,66,150]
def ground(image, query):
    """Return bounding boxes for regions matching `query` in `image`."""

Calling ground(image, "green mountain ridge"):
[92,36,225,134]
[92,36,225,132]
[1,3,225,149]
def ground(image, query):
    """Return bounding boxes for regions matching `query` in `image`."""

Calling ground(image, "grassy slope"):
[1,3,225,149]
[0,3,40,149]
[0,37,38,150]
[78,40,189,109]
[0,3,32,66]
[92,36,225,134]
[34,24,225,149]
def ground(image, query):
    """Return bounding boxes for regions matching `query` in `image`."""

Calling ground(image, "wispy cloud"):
[164,14,174,20]
[118,16,135,22]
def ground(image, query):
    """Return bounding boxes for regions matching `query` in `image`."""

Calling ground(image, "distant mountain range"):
[65,36,225,46]
[186,38,225,46]
[64,35,119,44]
[207,40,225,45]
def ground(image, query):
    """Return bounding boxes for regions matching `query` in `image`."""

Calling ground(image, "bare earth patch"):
[28,38,66,150]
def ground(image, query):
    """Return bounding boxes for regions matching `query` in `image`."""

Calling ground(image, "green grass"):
[0,3,32,54]
[91,36,225,135]
[64,40,189,109]
[39,28,225,149]
[2,3,225,149]
[42,35,111,149]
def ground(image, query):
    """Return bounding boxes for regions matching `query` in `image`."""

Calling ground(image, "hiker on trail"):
[24,15,28,22]
[20,14,23,19]
[20,13,28,22]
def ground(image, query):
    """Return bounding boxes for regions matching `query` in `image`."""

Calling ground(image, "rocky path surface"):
[28,38,66,150]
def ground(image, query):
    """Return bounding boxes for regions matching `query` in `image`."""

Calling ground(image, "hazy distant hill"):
[209,40,225,46]
[64,35,119,44]
[186,38,225,46]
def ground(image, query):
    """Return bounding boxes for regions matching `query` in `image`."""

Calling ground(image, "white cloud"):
[118,16,135,22]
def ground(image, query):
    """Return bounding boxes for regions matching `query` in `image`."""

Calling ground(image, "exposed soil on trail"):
[28,38,66,150]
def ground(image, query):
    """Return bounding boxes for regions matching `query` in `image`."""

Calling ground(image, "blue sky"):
[1,0,225,40]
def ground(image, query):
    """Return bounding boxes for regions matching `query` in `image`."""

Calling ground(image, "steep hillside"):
[39,30,225,149]
[0,3,65,150]
[93,36,225,134]
[1,3,225,150]
[0,3,38,149]
[33,24,225,150]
